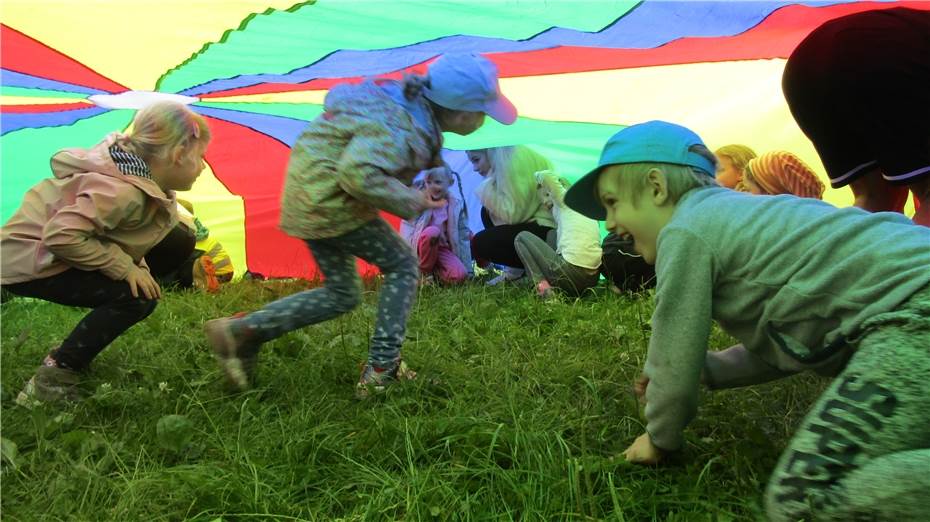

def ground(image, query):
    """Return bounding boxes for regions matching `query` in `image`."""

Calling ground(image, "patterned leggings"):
[240,219,418,368]
[765,284,930,521]
[2,269,158,370]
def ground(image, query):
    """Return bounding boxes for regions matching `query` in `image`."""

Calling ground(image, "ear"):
[169,143,185,165]
[645,168,670,205]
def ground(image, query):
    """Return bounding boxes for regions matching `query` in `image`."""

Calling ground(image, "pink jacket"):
[1,133,178,285]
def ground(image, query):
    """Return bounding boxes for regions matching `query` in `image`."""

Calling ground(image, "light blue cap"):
[564,120,716,220]
[422,53,517,125]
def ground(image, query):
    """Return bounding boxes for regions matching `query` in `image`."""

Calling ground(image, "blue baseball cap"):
[564,120,716,220]
[422,53,517,125]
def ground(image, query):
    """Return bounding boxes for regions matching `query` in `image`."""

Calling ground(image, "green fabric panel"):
[195,101,323,121]
[158,0,637,93]
[1,86,90,99]
[445,118,624,182]
[2,110,134,223]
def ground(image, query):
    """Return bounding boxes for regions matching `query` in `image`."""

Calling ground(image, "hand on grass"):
[125,264,161,300]
[623,432,663,465]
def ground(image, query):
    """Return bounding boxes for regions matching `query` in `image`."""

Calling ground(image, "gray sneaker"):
[205,315,261,391]
[15,364,82,407]
[355,360,417,399]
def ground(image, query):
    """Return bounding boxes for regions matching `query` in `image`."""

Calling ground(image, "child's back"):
[656,186,929,374]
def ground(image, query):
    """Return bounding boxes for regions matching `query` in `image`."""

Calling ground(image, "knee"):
[328,284,362,313]
[125,297,158,320]
[420,226,441,241]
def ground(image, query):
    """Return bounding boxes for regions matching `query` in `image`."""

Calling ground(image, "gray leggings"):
[765,284,930,521]
[513,231,600,297]
[241,219,418,368]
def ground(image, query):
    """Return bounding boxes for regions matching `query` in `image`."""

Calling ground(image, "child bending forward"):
[564,120,930,522]
[514,170,601,298]
[403,167,473,285]
[205,53,517,398]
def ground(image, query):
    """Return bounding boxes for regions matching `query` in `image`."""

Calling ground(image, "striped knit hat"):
[746,151,825,199]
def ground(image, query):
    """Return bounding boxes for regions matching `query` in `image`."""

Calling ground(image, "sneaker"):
[486,267,525,286]
[205,314,260,391]
[355,360,417,399]
[15,363,82,407]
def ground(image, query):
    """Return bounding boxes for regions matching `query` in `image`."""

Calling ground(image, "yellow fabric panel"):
[183,162,247,280]
[2,0,300,90]
[500,59,854,208]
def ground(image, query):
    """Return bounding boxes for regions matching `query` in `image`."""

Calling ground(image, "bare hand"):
[125,264,161,300]
[622,432,662,465]
[421,191,447,210]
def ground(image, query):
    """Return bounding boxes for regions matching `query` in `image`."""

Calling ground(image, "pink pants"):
[417,226,467,284]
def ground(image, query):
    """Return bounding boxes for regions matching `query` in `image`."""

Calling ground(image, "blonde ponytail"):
[118,101,210,163]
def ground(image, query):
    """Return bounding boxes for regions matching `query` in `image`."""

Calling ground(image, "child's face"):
[467,150,491,176]
[715,155,741,189]
[596,165,672,265]
[163,139,208,192]
[425,174,450,200]
[442,111,486,136]
[741,167,766,195]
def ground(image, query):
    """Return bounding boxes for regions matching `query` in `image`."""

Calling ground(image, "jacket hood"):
[324,80,439,138]
[50,132,175,207]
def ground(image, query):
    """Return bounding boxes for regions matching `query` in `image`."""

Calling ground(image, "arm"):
[454,199,474,276]
[641,229,716,453]
[704,344,797,390]
[335,127,428,220]
[42,180,145,281]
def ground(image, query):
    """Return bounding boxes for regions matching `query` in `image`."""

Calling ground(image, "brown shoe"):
[205,315,260,391]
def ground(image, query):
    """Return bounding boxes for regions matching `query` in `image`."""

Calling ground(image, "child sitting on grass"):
[513,170,601,298]
[402,166,473,285]
[564,120,930,522]
[741,150,825,199]
[1,101,211,405]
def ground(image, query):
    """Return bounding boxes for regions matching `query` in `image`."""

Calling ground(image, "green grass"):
[1,280,825,521]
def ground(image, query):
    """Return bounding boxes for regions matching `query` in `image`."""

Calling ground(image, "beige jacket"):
[1,133,178,284]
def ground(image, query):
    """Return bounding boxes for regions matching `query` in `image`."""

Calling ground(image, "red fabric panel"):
[0,102,93,113]
[0,24,128,93]
[491,1,930,76]
[201,1,929,99]
[204,117,393,280]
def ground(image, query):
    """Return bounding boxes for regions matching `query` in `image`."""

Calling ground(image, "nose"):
[605,212,617,234]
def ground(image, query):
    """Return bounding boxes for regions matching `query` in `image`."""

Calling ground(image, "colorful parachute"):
[2,1,923,279]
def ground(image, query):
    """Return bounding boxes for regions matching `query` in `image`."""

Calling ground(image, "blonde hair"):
[714,144,757,171]
[118,101,210,163]
[606,145,718,205]
[485,146,553,183]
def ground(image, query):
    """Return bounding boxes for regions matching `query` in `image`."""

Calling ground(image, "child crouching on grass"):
[564,120,930,522]
[402,166,473,285]
[1,101,211,405]
[513,170,601,298]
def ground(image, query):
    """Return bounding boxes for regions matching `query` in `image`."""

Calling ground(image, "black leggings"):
[470,207,554,268]
[146,224,202,288]
[3,269,157,370]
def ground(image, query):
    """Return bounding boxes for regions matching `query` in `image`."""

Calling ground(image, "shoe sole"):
[204,319,250,391]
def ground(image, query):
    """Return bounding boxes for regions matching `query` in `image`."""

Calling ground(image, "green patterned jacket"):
[280,80,444,239]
